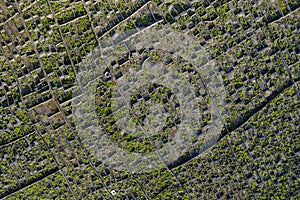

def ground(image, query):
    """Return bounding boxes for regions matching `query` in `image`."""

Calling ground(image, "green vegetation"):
[0,0,299,199]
